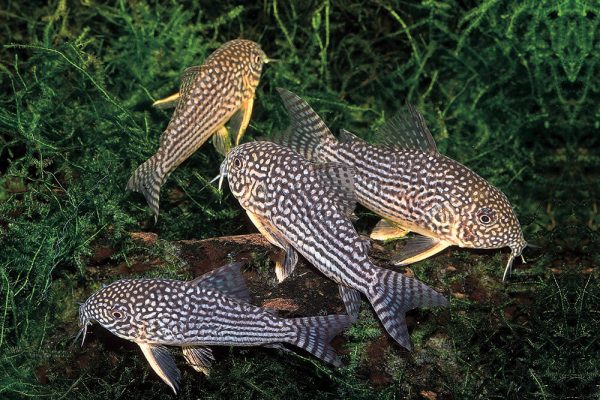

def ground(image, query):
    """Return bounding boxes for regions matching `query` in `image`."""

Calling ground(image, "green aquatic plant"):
[0,0,598,398]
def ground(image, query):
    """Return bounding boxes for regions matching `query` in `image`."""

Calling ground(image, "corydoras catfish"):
[276,89,527,281]
[77,263,351,393]
[219,142,448,350]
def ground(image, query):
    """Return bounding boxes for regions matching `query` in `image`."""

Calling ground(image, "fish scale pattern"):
[80,278,298,346]
[223,142,448,349]
[126,39,266,220]
[78,263,354,393]
[276,89,526,276]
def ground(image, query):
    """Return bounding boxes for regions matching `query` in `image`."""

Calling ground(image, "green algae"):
[0,0,598,398]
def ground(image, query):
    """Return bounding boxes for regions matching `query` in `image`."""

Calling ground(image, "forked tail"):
[126,154,167,222]
[290,314,353,367]
[367,269,448,350]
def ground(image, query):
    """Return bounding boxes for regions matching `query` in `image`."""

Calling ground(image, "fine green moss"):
[1,0,598,399]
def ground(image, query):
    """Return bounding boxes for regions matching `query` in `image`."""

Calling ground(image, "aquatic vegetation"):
[0,0,598,398]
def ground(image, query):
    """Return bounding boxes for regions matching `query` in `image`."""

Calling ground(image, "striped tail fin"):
[290,314,353,367]
[368,269,448,350]
[126,154,167,222]
[276,88,336,162]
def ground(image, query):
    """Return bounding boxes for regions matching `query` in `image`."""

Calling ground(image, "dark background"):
[0,0,598,398]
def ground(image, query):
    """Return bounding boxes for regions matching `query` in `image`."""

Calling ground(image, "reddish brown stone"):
[261,298,299,312]
[420,390,438,400]
[130,231,158,246]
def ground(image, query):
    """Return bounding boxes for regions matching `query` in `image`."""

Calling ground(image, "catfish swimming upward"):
[127,39,271,221]
[218,141,448,350]
[276,89,527,282]
[77,263,352,394]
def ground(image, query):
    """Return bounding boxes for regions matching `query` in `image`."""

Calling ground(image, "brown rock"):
[261,298,299,313]
[130,232,158,246]
[420,390,438,400]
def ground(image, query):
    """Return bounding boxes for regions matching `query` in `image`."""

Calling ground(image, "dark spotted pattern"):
[78,264,352,367]
[222,142,448,350]
[276,89,527,276]
[127,39,267,220]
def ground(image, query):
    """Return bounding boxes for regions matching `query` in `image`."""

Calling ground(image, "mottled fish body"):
[78,263,351,393]
[220,142,448,351]
[276,89,526,280]
[127,39,269,220]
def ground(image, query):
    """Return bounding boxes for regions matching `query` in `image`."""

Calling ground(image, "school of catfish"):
[78,38,527,393]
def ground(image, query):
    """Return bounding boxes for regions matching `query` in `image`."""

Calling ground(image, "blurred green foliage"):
[0,0,598,398]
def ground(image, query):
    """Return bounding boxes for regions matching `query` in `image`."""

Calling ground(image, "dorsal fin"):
[312,162,356,217]
[376,104,438,154]
[275,88,336,161]
[338,129,367,144]
[179,65,205,97]
[190,262,250,303]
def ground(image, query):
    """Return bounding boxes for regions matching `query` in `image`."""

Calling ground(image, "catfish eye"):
[477,208,495,225]
[232,157,243,169]
[111,306,127,320]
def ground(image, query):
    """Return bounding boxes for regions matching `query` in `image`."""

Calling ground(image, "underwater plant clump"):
[1,1,598,399]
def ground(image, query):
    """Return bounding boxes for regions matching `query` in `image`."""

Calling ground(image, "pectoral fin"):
[246,210,299,282]
[152,92,180,109]
[211,125,232,156]
[182,346,214,376]
[370,219,410,241]
[230,97,255,146]
[138,343,181,394]
[391,236,451,266]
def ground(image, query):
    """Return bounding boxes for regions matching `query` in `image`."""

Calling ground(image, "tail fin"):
[368,269,448,350]
[126,155,167,222]
[290,314,353,367]
[275,88,336,162]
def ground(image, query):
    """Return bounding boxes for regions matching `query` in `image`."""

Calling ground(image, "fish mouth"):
[502,241,528,283]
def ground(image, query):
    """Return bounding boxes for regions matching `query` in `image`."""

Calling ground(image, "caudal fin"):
[126,155,167,222]
[275,88,336,161]
[290,314,353,367]
[368,269,448,350]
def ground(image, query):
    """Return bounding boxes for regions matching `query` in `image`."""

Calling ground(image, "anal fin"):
[263,342,293,353]
[246,211,299,282]
[391,236,451,266]
[138,343,181,394]
[370,219,410,241]
[182,346,214,376]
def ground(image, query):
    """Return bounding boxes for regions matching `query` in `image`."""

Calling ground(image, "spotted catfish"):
[77,263,352,393]
[219,142,448,350]
[276,89,527,281]
[127,39,271,221]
